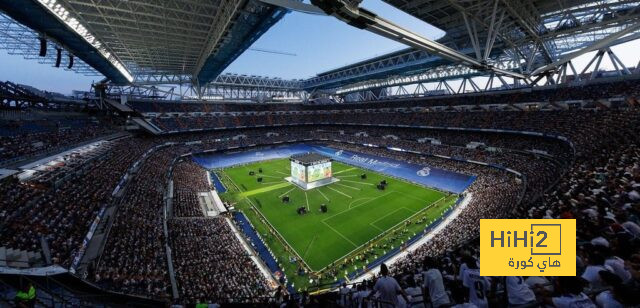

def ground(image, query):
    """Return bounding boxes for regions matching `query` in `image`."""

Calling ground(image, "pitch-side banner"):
[311,145,475,193]
[192,143,475,193]
[480,219,576,276]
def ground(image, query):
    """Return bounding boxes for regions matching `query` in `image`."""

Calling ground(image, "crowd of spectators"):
[331,111,640,307]
[0,138,155,266]
[0,113,579,300]
[93,146,180,298]
[0,116,115,164]
[4,89,640,306]
[169,217,272,304]
[91,141,276,302]
[172,161,210,217]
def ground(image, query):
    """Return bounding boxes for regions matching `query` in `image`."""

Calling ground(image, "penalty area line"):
[302,235,318,259]
[348,191,395,209]
[322,221,357,248]
[369,223,384,232]
[348,197,373,208]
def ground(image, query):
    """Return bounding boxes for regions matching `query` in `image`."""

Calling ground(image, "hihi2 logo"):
[480,219,575,276]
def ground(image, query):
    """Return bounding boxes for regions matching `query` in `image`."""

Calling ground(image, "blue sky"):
[0,0,638,94]
[224,0,444,78]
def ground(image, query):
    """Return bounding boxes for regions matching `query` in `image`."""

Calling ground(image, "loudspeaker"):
[67,55,73,69]
[39,38,47,57]
[55,49,61,67]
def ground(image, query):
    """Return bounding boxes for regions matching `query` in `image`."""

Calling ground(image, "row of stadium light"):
[38,0,134,82]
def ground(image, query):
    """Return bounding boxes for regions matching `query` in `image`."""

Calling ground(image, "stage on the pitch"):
[285,176,340,190]
[287,152,338,190]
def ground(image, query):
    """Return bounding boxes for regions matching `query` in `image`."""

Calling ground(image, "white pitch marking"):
[369,207,414,229]
[333,167,357,175]
[347,191,395,209]
[305,191,310,210]
[340,179,375,186]
[260,181,281,185]
[335,174,359,178]
[335,183,361,191]
[327,186,352,198]
[278,187,296,198]
[275,171,289,176]
[348,197,373,208]
[259,174,281,179]
[322,221,357,247]
[317,188,330,201]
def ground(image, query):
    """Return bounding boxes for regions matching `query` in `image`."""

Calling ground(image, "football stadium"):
[1,0,640,307]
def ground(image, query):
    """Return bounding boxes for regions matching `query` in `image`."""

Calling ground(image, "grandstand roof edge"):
[0,0,128,84]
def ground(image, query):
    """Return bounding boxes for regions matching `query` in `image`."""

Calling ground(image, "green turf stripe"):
[332,167,356,175]
[240,182,292,197]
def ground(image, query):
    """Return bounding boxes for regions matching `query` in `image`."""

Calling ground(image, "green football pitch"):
[217,157,457,284]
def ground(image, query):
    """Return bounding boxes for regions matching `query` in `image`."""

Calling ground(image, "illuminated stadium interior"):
[1,0,640,307]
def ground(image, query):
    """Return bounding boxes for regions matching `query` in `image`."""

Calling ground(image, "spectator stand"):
[4,106,640,305]
[0,270,165,307]
[16,140,113,189]
[74,140,177,277]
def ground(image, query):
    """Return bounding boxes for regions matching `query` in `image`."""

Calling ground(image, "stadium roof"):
[1,0,639,100]
[0,0,288,85]
[298,0,640,91]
